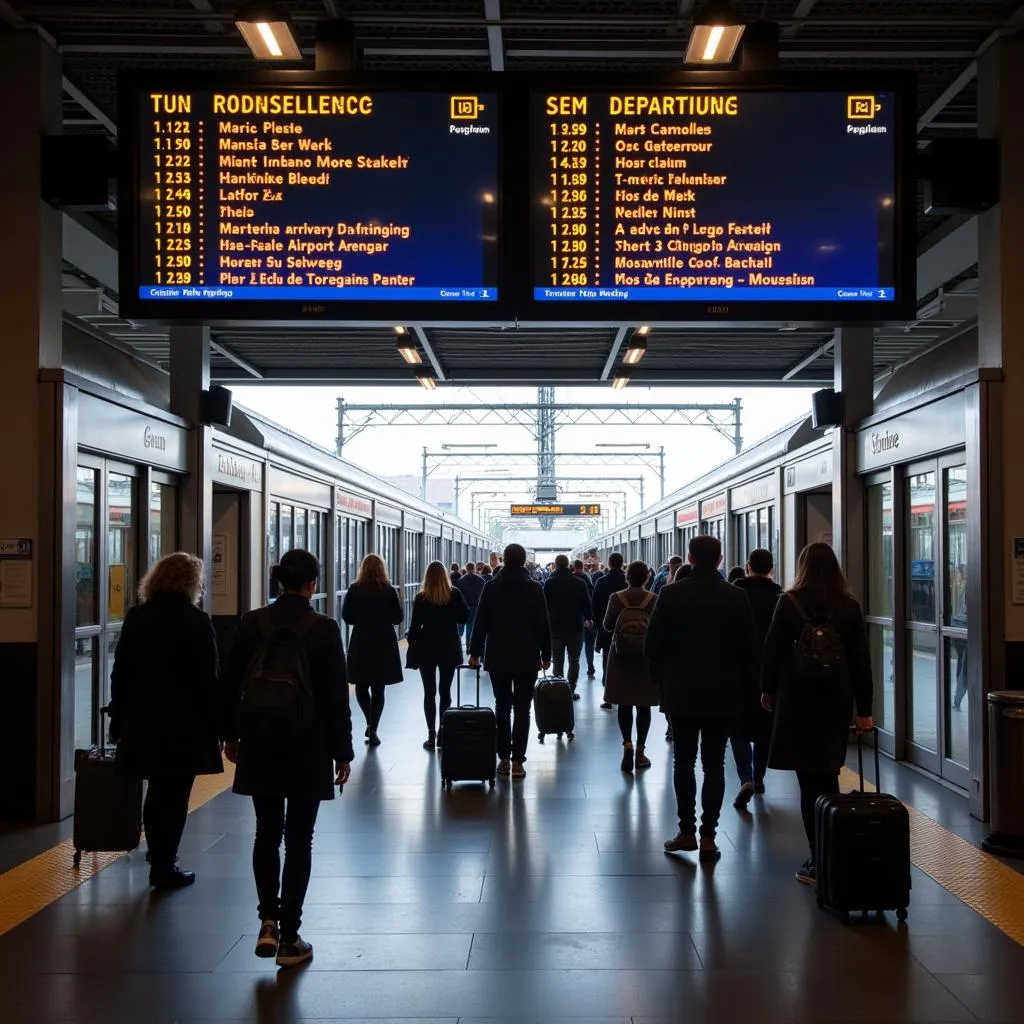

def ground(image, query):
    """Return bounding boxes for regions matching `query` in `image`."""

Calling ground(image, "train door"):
[211,487,253,660]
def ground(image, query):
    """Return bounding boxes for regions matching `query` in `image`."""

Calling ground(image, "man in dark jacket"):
[646,535,758,862]
[469,543,551,779]
[543,554,593,697]
[591,552,627,706]
[223,549,353,969]
[456,562,486,652]
[652,555,683,595]
[730,547,783,808]
[573,559,598,677]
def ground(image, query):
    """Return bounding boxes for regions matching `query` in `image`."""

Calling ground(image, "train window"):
[906,471,936,623]
[294,507,307,551]
[945,467,967,629]
[149,481,177,565]
[76,467,98,627]
[106,473,136,624]
[280,505,294,554]
[867,481,894,619]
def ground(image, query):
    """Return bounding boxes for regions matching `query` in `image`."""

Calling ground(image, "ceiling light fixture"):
[416,369,437,391]
[397,339,422,365]
[235,1,302,61]
[623,335,648,366]
[611,370,630,391]
[684,0,745,65]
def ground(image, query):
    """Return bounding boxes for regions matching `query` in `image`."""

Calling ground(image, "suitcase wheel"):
[568,732,575,741]
[73,849,82,868]
[489,778,495,788]
[538,733,545,742]
[896,907,908,922]
[556,733,563,740]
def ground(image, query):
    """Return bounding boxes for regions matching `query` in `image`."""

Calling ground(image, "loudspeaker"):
[922,139,999,215]
[811,388,843,430]
[200,386,233,427]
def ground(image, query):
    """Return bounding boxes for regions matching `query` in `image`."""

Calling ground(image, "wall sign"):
[337,489,373,518]
[857,391,966,472]
[675,504,698,528]
[211,448,263,490]
[701,494,727,519]
[0,538,33,609]
[784,453,833,494]
[211,533,228,597]
[730,475,775,511]
[1013,538,1024,606]
[77,392,188,470]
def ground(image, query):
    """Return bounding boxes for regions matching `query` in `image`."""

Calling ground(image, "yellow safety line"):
[840,766,1024,947]
[0,761,234,938]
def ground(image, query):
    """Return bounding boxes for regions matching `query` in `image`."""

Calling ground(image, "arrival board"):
[531,90,897,303]
[136,89,499,303]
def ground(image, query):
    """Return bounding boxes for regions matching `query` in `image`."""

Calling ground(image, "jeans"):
[672,716,731,838]
[551,630,584,688]
[143,775,195,875]
[420,664,456,734]
[795,770,840,860]
[583,627,597,673]
[731,718,771,787]
[464,607,477,648]
[354,682,386,733]
[617,705,651,745]
[252,796,321,943]
[490,671,537,761]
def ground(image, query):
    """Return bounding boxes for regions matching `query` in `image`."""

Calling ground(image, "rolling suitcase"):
[72,706,143,866]
[815,728,911,922]
[534,675,575,742]
[440,665,496,789]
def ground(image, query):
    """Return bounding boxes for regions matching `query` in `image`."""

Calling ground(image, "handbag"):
[405,639,420,670]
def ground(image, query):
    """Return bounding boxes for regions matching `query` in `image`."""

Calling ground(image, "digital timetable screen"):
[530,89,900,306]
[510,504,602,516]
[130,87,499,310]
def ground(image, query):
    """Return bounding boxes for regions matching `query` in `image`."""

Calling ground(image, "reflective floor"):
[2,667,1024,1023]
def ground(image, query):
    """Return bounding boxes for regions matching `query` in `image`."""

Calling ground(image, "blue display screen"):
[531,90,898,303]
[136,90,499,302]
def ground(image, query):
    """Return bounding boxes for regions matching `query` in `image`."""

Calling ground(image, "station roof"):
[7,0,1007,387]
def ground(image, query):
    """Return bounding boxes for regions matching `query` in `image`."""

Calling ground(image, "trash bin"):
[982,690,1024,858]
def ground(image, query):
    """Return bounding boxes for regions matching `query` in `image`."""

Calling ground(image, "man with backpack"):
[645,535,758,862]
[222,549,353,968]
[543,554,593,699]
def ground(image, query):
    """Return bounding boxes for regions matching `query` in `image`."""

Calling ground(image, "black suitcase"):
[815,729,911,922]
[440,665,496,789]
[72,707,143,866]
[534,675,575,742]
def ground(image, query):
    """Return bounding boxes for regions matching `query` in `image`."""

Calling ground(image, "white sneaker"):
[511,761,526,779]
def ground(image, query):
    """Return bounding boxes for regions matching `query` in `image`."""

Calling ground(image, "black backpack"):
[238,608,316,745]
[789,595,849,689]
[612,591,655,659]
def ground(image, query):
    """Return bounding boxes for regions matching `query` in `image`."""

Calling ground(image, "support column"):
[973,38,1024,819]
[831,327,873,602]
[170,326,213,598]
[0,33,64,820]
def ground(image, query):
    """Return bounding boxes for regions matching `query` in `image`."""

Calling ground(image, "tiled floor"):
[2,667,1024,1023]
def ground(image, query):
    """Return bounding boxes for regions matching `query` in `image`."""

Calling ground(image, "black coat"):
[543,567,592,634]
[223,593,354,801]
[732,574,783,734]
[342,583,404,686]
[645,568,759,720]
[469,566,552,674]
[408,590,468,670]
[762,591,873,773]
[456,571,486,609]
[108,595,222,780]
[591,568,627,652]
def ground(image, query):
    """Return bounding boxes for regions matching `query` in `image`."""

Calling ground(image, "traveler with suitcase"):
[106,552,221,890]
[223,549,354,968]
[440,664,497,788]
[760,542,874,888]
[468,543,552,780]
[602,559,659,773]
[542,553,593,699]
[407,560,469,750]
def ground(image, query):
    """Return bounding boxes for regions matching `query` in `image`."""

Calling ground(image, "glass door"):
[941,462,969,789]
[865,474,895,755]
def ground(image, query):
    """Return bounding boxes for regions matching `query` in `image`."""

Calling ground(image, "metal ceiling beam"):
[485,0,504,72]
[210,341,264,380]
[62,213,118,293]
[917,216,978,300]
[411,326,447,382]
[782,336,834,381]
[62,75,116,136]
[783,0,821,38]
[600,327,629,381]
[323,0,341,15]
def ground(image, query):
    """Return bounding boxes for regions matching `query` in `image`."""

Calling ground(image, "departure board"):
[510,504,602,516]
[531,89,900,306]
[131,88,499,308]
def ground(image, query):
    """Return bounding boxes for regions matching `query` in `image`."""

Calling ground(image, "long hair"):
[790,542,852,606]
[139,552,204,604]
[356,552,390,589]
[419,560,453,605]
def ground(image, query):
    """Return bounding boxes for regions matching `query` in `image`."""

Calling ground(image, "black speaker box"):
[201,386,233,427]
[922,139,999,215]
[811,388,843,430]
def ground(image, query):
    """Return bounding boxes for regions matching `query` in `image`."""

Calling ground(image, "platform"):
[2,670,1024,1023]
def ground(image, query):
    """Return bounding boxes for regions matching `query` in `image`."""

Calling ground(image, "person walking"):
[646,536,758,862]
[543,554,592,699]
[469,543,551,779]
[456,562,486,653]
[449,562,463,586]
[342,553,403,747]
[592,552,627,708]
[652,555,683,596]
[760,542,873,887]
[408,561,468,750]
[222,549,353,968]
[730,548,783,808]
[573,559,598,678]
[602,560,660,772]
[108,552,221,891]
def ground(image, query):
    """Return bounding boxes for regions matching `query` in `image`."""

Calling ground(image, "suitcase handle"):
[456,664,481,708]
[99,705,110,757]
[853,726,881,793]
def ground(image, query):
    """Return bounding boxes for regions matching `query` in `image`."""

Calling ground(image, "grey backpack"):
[612,591,655,659]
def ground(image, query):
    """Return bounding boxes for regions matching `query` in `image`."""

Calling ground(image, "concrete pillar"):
[972,38,1024,818]
[169,326,213,600]
[0,33,64,820]
[831,327,874,602]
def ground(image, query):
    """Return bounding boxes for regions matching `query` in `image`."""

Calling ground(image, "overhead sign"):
[510,503,601,516]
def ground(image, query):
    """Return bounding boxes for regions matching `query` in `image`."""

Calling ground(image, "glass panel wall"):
[76,468,98,628]
[149,481,177,564]
[106,473,136,624]
[866,479,894,735]
[944,466,969,770]
[907,472,936,623]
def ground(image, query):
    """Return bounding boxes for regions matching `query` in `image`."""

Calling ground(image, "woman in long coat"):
[407,561,468,749]
[761,542,874,887]
[602,559,660,773]
[108,552,221,890]
[342,553,404,746]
